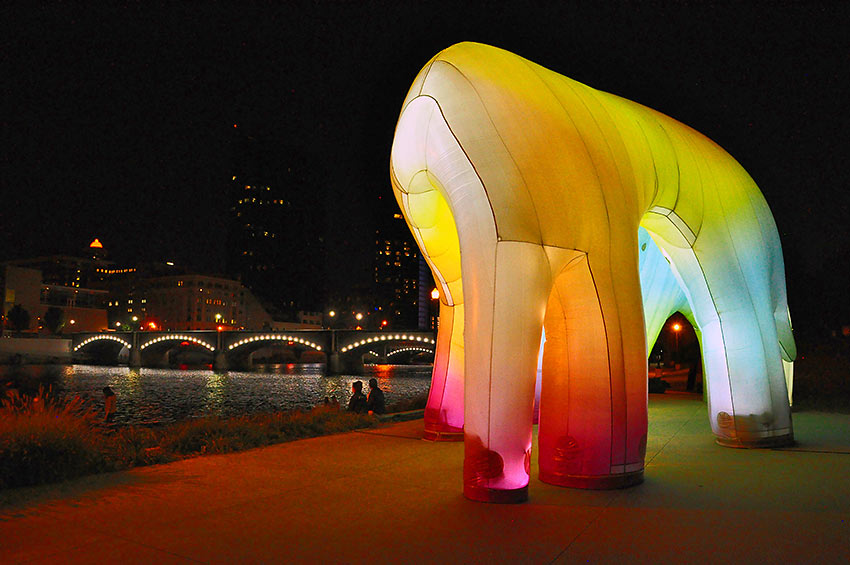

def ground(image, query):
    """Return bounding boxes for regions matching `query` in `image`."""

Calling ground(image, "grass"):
[1,388,378,490]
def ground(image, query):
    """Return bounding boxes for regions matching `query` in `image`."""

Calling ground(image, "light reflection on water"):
[0,364,432,425]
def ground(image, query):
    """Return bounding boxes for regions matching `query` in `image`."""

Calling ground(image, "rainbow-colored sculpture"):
[390,43,795,503]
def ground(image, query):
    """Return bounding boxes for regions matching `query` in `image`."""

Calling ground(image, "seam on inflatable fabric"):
[739,170,782,387]
[418,92,499,241]
[551,253,588,446]
[653,119,681,212]
[487,244,498,460]
[633,117,660,212]
[500,239,586,254]
[674,124,708,242]
[584,256,615,470]
[580,87,632,468]
[725,166,780,420]
[691,245,735,434]
[713,179,766,439]
[426,61,502,237]
[418,61,434,97]
[518,59,564,242]
[555,76,609,240]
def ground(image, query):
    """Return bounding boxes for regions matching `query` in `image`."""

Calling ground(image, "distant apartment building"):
[2,264,108,334]
[2,239,276,333]
[108,274,273,331]
[225,126,326,319]
[374,213,430,329]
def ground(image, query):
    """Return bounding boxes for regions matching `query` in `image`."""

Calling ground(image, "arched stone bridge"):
[70,330,436,373]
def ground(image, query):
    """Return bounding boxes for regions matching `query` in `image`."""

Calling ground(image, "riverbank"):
[1,385,429,489]
[2,395,848,564]
[0,336,71,365]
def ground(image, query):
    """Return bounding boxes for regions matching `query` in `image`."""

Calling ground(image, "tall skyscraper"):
[374,212,429,329]
[226,125,326,320]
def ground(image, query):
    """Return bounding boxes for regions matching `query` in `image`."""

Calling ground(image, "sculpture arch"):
[390,43,795,503]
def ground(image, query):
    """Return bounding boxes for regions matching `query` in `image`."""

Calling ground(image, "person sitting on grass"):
[347,381,368,414]
[367,378,386,415]
[103,386,117,423]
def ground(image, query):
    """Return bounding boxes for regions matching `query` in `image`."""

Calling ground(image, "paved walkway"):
[2,395,848,564]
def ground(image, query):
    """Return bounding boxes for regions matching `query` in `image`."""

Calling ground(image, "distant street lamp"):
[328,310,336,318]
[355,313,363,321]
[431,287,440,300]
[672,322,682,363]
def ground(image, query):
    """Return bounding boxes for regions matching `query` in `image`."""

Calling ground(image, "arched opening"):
[139,338,215,369]
[73,337,132,365]
[649,313,702,393]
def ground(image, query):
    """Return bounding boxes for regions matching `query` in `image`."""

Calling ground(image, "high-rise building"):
[225,125,326,320]
[374,213,430,329]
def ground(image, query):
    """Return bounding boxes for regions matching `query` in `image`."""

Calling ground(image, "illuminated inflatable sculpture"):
[390,43,795,503]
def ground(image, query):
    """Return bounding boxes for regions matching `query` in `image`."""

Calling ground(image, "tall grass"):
[1,390,378,490]
[0,387,108,489]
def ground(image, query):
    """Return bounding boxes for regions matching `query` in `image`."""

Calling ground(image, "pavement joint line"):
[645,404,702,467]
[547,402,702,564]
[547,488,628,563]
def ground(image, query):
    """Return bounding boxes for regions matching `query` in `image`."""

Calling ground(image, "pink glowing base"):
[539,470,644,490]
[464,484,528,503]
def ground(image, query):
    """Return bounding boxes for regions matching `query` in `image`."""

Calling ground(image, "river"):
[0,364,432,425]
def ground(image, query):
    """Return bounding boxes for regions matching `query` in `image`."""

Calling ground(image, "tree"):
[7,304,31,332]
[43,306,66,334]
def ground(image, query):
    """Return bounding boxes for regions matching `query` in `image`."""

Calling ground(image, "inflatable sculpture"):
[390,43,795,503]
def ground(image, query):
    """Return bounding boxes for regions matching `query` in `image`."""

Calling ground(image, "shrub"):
[0,387,108,489]
[1,391,380,490]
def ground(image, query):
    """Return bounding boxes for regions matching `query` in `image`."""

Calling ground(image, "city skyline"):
[4,3,848,335]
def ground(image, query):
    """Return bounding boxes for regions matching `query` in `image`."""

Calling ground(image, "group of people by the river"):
[346,378,385,415]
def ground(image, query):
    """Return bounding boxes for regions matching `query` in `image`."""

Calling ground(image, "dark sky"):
[3,2,848,335]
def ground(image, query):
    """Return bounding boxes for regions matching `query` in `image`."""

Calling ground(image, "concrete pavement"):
[2,394,848,564]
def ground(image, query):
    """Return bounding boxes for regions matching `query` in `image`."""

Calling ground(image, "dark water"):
[0,364,432,425]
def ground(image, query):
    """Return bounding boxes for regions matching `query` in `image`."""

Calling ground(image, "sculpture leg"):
[651,232,794,448]
[424,301,464,441]
[462,241,550,503]
[538,253,648,489]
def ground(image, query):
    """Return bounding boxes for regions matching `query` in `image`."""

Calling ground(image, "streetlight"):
[355,313,363,321]
[672,322,682,364]
[431,287,440,300]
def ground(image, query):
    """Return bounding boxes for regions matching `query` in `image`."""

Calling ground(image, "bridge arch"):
[73,335,132,352]
[387,346,435,358]
[140,334,216,352]
[227,334,323,352]
[340,334,436,353]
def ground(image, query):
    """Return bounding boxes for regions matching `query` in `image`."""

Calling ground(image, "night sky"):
[3,2,848,336]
